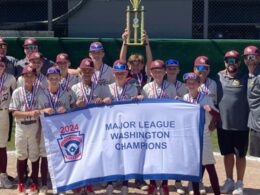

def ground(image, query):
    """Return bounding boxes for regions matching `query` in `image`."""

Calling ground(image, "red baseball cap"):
[194,56,210,66]
[224,50,240,59]
[243,46,260,56]
[56,53,70,63]
[150,60,165,70]
[80,58,94,69]
[21,65,36,75]
[23,37,38,46]
[28,52,43,61]
[89,42,104,52]
[0,37,7,45]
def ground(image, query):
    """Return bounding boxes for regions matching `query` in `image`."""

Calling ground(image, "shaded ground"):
[0,153,259,195]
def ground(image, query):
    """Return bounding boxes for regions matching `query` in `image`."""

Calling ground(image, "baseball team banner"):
[40,99,204,193]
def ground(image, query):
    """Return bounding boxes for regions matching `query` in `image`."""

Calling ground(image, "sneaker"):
[121,185,128,195]
[17,183,26,195]
[135,180,148,191]
[188,182,194,195]
[28,183,38,195]
[106,184,113,195]
[221,178,234,194]
[39,185,48,195]
[147,184,157,195]
[0,173,13,188]
[159,184,169,195]
[199,182,206,194]
[232,180,243,195]
[175,181,185,194]
[85,185,95,195]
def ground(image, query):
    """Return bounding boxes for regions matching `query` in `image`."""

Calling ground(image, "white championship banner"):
[40,99,205,193]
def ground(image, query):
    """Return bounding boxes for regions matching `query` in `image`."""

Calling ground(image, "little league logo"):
[58,132,84,163]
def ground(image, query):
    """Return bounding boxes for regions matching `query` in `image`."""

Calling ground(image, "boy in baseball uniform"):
[182,72,220,195]
[0,56,16,189]
[141,60,176,195]
[9,65,41,195]
[193,56,217,104]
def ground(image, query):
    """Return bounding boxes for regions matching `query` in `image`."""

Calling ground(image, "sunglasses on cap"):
[245,54,257,60]
[0,45,7,49]
[113,64,127,71]
[47,67,60,75]
[195,65,209,71]
[24,45,38,50]
[166,59,179,66]
[225,58,238,64]
[183,73,199,81]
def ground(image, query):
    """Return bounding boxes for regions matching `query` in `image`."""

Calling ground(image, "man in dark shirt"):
[16,37,54,77]
[243,45,260,158]
[215,50,249,195]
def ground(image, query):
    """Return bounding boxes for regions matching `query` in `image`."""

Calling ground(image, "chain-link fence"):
[0,0,68,36]
[193,0,260,39]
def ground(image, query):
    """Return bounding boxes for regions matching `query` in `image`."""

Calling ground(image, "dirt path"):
[0,152,259,195]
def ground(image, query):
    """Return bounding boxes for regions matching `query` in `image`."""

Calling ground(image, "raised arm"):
[143,31,153,77]
[119,30,128,61]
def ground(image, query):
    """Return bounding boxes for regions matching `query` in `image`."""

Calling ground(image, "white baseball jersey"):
[71,82,108,103]
[37,87,74,112]
[199,78,217,104]
[0,73,16,109]
[17,73,48,90]
[174,80,188,98]
[183,92,217,165]
[60,73,79,103]
[92,64,115,86]
[142,80,177,99]
[9,86,41,123]
[108,82,137,101]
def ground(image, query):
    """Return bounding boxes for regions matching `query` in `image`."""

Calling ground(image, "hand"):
[43,108,55,115]
[57,106,66,113]
[142,31,149,45]
[103,97,112,104]
[208,118,218,131]
[135,95,144,100]
[95,97,103,104]
[30,110,41,118]
[76,99,86,108]
[203,105,212,113]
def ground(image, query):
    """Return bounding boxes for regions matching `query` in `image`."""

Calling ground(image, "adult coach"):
[215,50,249,195]
[243,45,260,157]
[16,37,54,76]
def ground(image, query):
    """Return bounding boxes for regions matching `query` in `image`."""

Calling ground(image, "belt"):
[21,120,37,125]
[0,108,8,111]
[251,129,260,133]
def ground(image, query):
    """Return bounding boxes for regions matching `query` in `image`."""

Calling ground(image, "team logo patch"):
[232,80,240,86]
[229,51,234,56]
[58,132,84,163]
[200,58,205,63]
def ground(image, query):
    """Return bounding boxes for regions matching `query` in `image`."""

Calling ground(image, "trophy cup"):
[126,0,144,45]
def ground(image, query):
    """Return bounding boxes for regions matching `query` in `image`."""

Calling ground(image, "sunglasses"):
[113,64,127,71]
[166,59,179,66]
[245,54,257,60]
[0,45,7,49]
[24,45,38,50]
[195,65,209,71]
[225,58,238,64]
[183,73,199,81]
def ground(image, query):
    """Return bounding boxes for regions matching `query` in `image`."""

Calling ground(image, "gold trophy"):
[126,0,144,45]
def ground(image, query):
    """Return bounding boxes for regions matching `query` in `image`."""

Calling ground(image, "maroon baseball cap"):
[28,52,43,61]
[0,37,7,45]
[243,46,260,56]
[224,50,240,59]
[150,60,165,70]
[56,53,70,63]
[21,65,36,75]
[194,56,210,66]
[89,42,104,52]
[80,58,94,69]
[23,37,38,46]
